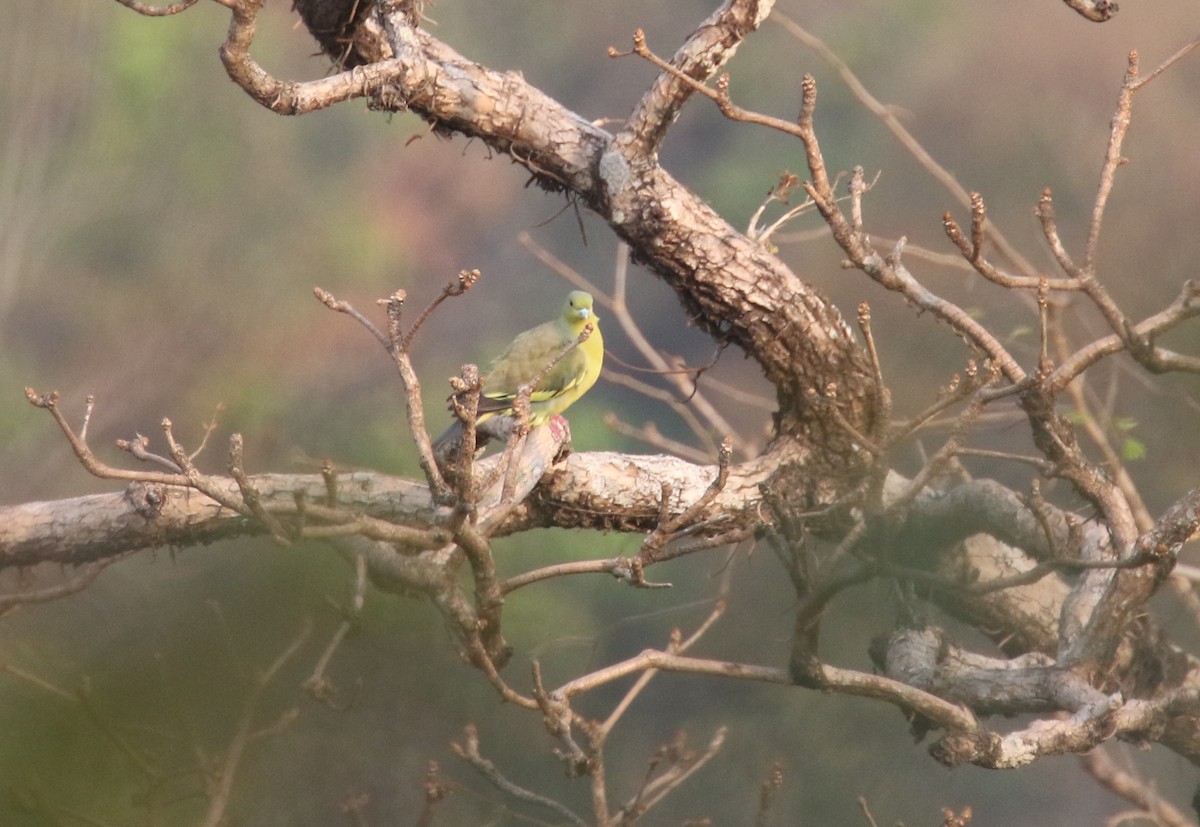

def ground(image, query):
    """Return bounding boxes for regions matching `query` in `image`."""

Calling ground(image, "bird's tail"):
[431,416,516,468]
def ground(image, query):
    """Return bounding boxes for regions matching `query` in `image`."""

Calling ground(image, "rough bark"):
[8,0,1200,801]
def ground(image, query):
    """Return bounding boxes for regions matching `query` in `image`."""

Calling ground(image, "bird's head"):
[563,290,596,324]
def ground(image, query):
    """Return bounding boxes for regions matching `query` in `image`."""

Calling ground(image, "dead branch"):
[18,0,1200,818]
[303,553,368,706]
[1059,0,1119,22]
[1078,747,1194,827]
[115,0,198,15]
[452,724,588,827]
[199,621,311,827]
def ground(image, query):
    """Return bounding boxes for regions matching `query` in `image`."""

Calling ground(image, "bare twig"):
[1047,279,1200,390]
[1035,188,1082,278]
[26,389,190,487]
[229,433,292,544]
[199,620,311,827]
[452,724,588,827]
[118,432,184,472]
[432,587,537,709]
[943,194,1081,291]
[1070,42,1200,362]
[115,0,199,15]
[858,796,881,827]
[603,412,713,465]
[1059,0,1119,22]
[0,662,77,702]
[413,760,451,827]
[856,302,889,437]
[640,436,734,565]
[618,727,727,819]
[612,0,772,159]
[304,553,368,705]
[1079,747,1194,827]
[315,286,451,500]
[454,522,509,666]
[614,51,1026,385]
[399,269,479,354]
[599,578,731,742]
[774,12,1040,277]
[754,761,784,827]
[0,557,123,614]
[1086,50,1136,272]
[1049,323,1152,530]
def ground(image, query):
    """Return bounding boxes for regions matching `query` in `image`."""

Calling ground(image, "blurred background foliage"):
[2,0,1200,824]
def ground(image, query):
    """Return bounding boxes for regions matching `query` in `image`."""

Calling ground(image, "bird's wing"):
[480,345,588,409]
[483,321,573,393]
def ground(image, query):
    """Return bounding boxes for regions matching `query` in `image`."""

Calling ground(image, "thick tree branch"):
[616,0,773,159]
[213,0,876,470]
[59,0,1200,798]
[0,440,759,569]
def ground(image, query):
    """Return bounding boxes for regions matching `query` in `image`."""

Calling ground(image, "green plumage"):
[435,291,603,455]
[477,290,603,425]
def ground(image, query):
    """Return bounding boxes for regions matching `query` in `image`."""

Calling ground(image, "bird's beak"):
[579,308,591,319]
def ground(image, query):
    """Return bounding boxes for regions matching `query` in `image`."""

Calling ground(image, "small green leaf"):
[1113,417,1138,433]
[1122,437,1146,461]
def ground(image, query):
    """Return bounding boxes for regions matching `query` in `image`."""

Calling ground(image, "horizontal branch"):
[0,473,433,568]
[0,443,762,569]
[551,648,978,735]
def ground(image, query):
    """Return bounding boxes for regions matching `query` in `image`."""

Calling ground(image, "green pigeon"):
[434,290,603,455]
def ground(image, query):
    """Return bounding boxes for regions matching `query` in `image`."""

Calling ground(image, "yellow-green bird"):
[435,290,603,454]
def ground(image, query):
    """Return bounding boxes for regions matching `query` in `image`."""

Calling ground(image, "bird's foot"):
[548,415,573,461]
[548,414,572,443]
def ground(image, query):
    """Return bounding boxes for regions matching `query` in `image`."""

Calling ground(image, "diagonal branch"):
[615,0,774,159]
[212,0,877,464]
